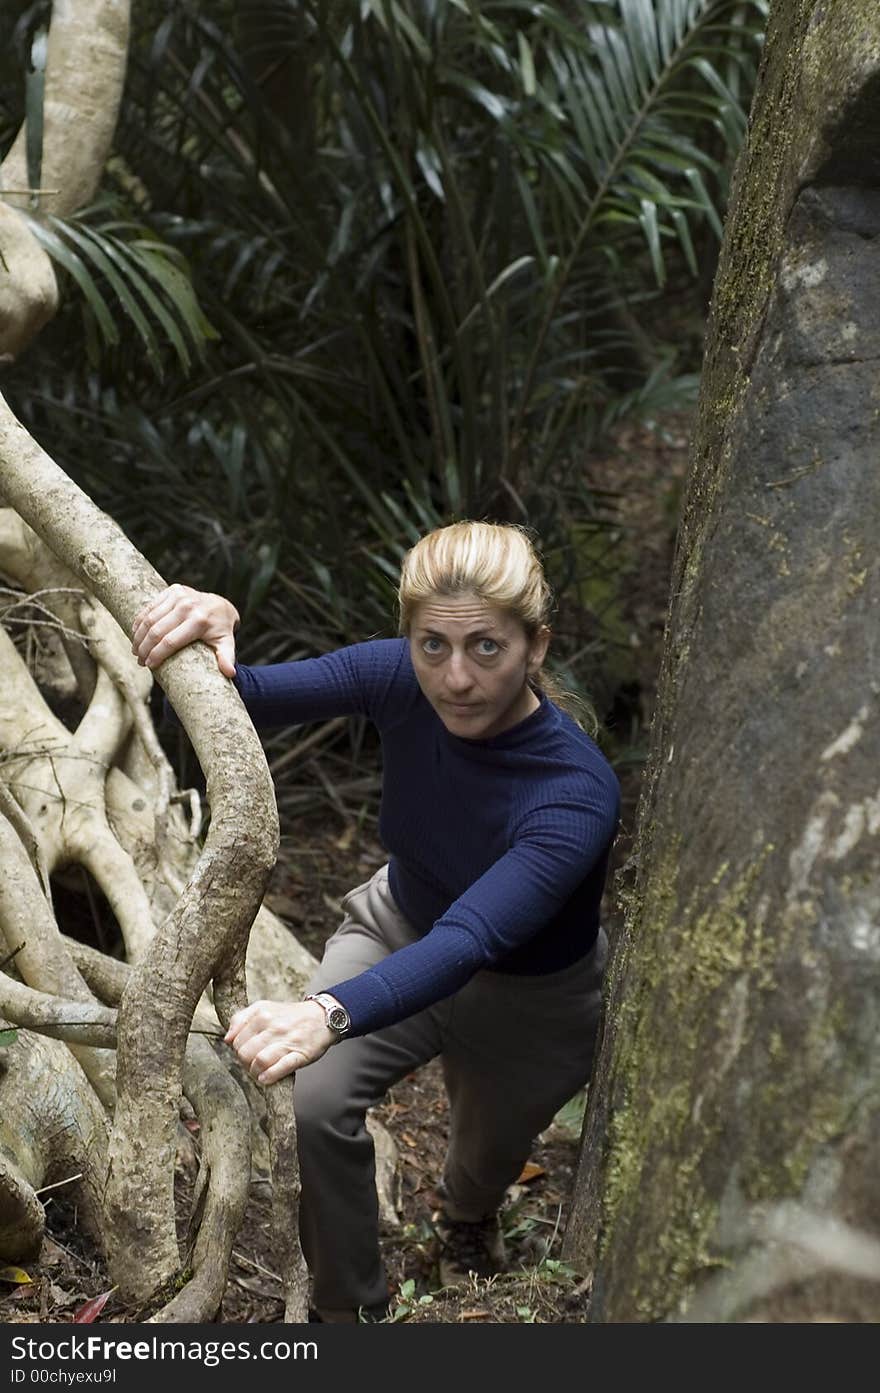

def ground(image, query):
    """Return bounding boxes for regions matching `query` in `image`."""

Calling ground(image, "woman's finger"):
[131,586,190,647]
[234,1033,293,1077]
[256,1051,311,1086]
[139,615,212,669]
[225,1000,274,1042]
[133,605,191,660]
[215,633,237,678]
[226,1004,281,1057]
[225,1005,253,1042]
[249,1038,309,1079]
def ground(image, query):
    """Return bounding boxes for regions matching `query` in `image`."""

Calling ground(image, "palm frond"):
[22,202,217,373]
[512,0,765,425]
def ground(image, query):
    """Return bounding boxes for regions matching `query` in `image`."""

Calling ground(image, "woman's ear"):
[528,625,551,674]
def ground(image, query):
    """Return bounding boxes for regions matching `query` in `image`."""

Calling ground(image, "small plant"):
[551,1088,588,1139]
[388,1278,435,1323]
[535,1257,579,1284]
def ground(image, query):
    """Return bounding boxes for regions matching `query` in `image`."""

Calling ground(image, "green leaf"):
[621,0,661,86]
[670,206,698,276]
[0,1029,18,1047]
[639,198,663,284]
[440,71,508,123]
[132,244,218,346]
[92,230,202,371]
[22,206,215,371]
[517,31,536,96]
[456,256,535,339]
[24,218,118,346]
[48,218,164,374]
[415,139,445,201]
[553,1089,587,1136]
[25,26,48,206]
[683,164,724,238]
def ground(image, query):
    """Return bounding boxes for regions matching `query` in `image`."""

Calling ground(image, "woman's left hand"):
[225,999,336,1085]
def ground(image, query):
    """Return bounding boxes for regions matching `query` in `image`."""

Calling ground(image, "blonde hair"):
[397,521,597,734]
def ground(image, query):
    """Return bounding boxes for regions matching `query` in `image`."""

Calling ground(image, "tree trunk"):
[1,0,130,219]
[0,1030,109,1264]
[564,0,880,1323]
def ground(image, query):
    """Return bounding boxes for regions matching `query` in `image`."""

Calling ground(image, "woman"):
[131,521,620,1322]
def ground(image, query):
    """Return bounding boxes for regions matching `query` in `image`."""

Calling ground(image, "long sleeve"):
[165,637,414,732]
[329,773,619,1036]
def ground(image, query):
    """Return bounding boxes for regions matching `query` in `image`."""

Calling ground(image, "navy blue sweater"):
[230,638,620,1038]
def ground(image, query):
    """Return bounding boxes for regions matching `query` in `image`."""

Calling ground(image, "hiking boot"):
[308,1302,390,1324]
[433,1210,507,1287]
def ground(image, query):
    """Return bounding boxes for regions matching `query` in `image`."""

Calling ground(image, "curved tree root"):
[149,1038,252,1323]
[0,1029,109,1263]
[0,481,399,1314]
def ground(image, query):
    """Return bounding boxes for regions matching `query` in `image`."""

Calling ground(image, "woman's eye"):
[476,639,499,656]
[422,637,444,655]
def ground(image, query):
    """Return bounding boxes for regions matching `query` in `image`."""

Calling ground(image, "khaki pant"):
[295,863,607,1310]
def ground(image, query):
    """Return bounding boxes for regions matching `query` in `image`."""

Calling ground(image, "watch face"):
[328,1006,349,1033]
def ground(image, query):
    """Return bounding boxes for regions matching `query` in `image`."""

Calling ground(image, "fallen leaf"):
[45,1282,69,1313]
[401,1132,417,1147]
[73,1289,115,1323]
[459,1309,491,1320]
[516,1162,545,1184]
[0,1267,32,1285]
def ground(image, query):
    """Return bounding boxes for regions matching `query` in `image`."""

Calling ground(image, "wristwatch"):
[305,992,351,1039]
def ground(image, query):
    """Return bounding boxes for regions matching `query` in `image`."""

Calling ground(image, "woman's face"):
[408,591,550,740]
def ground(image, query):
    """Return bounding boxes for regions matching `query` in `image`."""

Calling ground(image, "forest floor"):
[0,413,690,1328]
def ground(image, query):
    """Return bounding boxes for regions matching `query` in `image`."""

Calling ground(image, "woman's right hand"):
[131,585,240,677]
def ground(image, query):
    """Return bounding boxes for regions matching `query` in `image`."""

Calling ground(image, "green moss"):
[172,1266,194,1292]
[742,990,854,1200]
[597,841,779,1318]
[848,568,867,593]
[600,814,866,1313]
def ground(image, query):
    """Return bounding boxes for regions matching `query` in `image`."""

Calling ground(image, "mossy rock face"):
[565,0,880,1324]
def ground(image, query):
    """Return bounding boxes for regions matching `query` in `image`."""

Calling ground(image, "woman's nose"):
[444,651,473,692]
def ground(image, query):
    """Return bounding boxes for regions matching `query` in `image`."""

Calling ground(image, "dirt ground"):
[0,415,691,1327]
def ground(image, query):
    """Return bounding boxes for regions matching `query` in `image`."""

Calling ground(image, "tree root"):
[0,447,399,1314]
[0,1029,109,1263]
[149,1038,252,1323]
